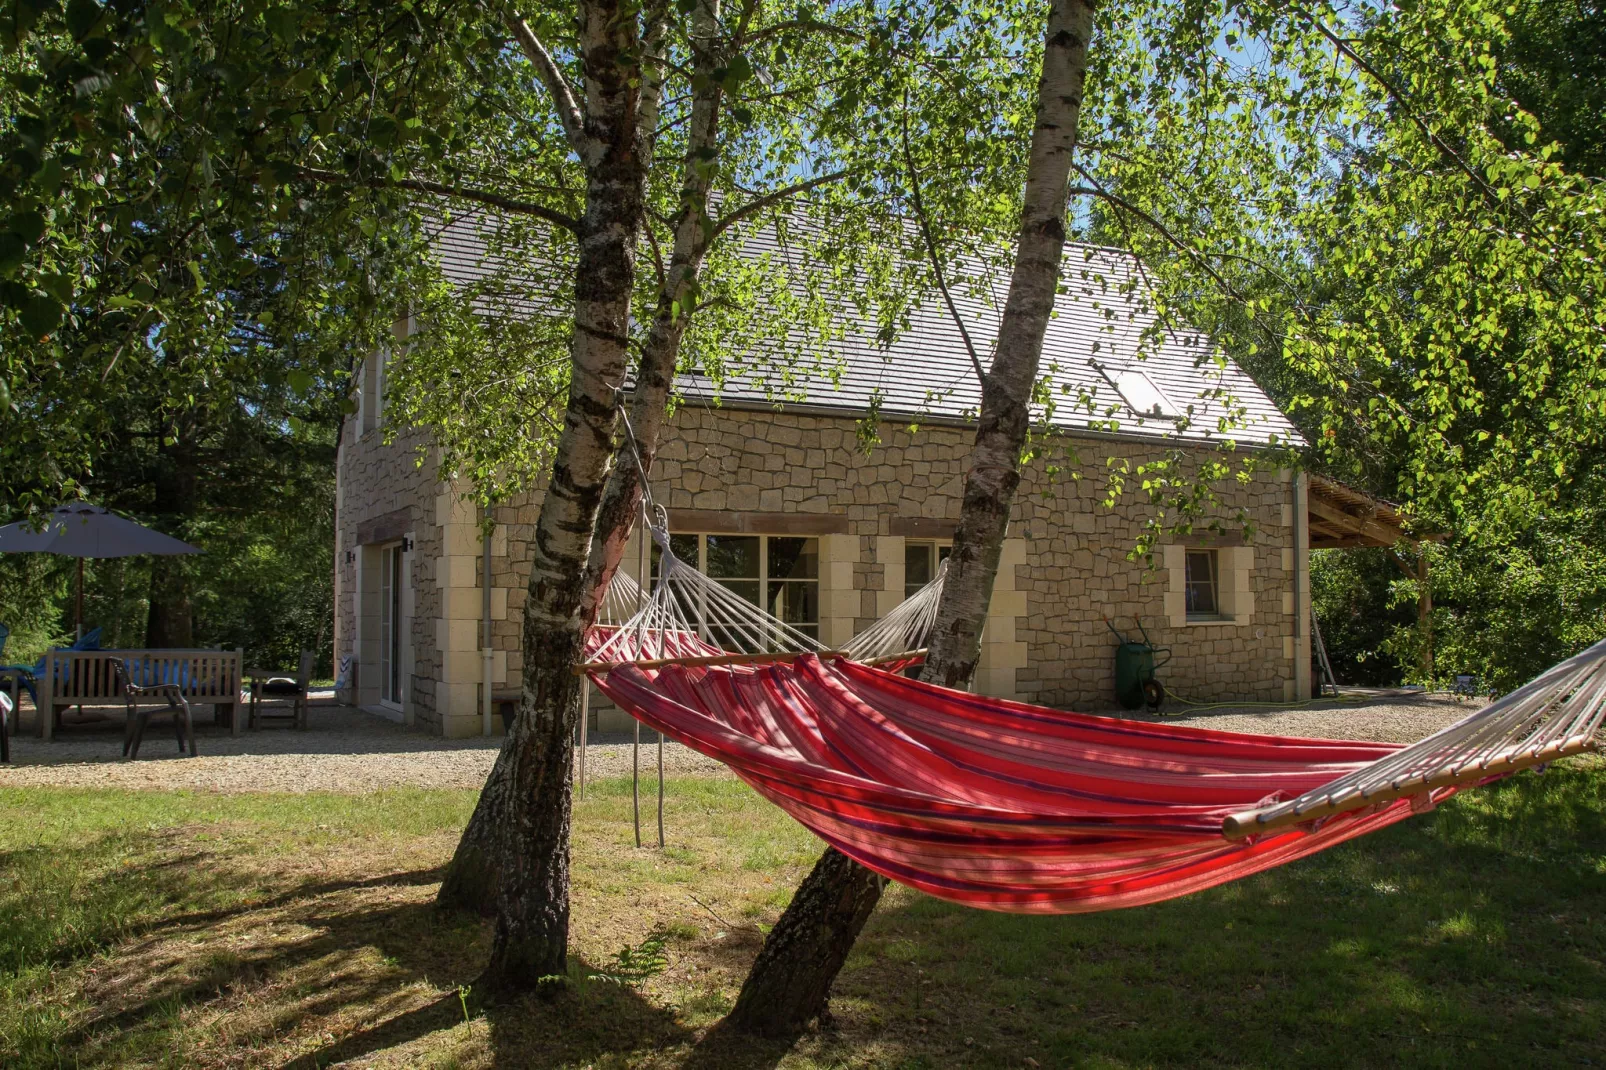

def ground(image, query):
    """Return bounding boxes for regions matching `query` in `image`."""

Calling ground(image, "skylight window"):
[1111,367,1180,420]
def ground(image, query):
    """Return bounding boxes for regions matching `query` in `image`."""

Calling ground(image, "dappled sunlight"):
[818,759,1605,1068]
[0,762,1601,1067]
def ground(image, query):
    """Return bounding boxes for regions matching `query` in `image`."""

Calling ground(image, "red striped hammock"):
[591,653,1467,914]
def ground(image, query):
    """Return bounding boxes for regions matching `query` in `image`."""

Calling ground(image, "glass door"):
[380,543,403,706]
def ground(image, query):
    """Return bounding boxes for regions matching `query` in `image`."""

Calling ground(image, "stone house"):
[334,215,1372,737]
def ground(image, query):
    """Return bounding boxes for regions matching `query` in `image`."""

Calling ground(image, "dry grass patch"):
[2,761,1603,1069]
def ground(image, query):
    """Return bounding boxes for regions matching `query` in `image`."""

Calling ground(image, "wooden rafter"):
[1307,493,1403,547]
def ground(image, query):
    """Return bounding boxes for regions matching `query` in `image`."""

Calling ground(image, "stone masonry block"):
[436,554,478,589]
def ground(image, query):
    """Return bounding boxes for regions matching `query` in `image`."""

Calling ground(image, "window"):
[767,537,819,639]
[904,541,952,598]
[1165,544,1253,627]
[1092,359,1181,421]
[653,533,820,643]
[1114,368,1180,419]
[1185,550,1219,619]
[359,344,401,434]
[359,348,387,433]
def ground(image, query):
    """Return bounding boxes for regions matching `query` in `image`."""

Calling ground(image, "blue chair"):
[0,627,104,707]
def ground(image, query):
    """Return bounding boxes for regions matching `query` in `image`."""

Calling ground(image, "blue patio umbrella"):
[0,503,201,635]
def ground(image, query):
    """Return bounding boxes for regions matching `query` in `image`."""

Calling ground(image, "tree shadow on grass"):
[677,1019,798,1070]
[13,838,696,1070]
[48,873,478,1061]
[291,958,698,1069]
[822,762,1606,1069]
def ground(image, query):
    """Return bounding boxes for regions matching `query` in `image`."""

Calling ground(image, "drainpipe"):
[482,528,494,736]
[1291,469,1306,699]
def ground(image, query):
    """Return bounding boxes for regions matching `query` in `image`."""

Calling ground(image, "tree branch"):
[1288,4,1505,207]
[506,11,586,154]
[739,16,864,47]
[903,91,986,387]
[298,167,581,233]
[1069,167,1237,297]
[710,169,853,242]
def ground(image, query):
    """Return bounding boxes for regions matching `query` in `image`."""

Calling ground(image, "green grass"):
[0,761,1601,1068]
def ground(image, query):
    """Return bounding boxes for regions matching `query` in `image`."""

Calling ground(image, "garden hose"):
[1158,684,1371,712]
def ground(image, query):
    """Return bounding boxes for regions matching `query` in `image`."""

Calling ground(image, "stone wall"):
[333,411,447,732]
[442,406,1306,730]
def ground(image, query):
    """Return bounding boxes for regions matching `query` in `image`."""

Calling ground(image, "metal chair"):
[247,650,314,730]
[110,656,196,760]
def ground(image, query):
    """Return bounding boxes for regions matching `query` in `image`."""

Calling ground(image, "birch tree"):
[726,0,1099,1034]
[406,0,933,984]
[420,0,860,918]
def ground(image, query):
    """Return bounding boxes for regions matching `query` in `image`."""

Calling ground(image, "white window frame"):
[1184,548,1219,620]
[1165,544,1254,627]
[1090,359,1182,421]
[903,539,952,599]
[658,532,821,640]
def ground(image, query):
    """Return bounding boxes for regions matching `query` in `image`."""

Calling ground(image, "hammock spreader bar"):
[1223,637,1606,838]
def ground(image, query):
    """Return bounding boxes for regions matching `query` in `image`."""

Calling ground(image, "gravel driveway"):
[0,690,1482,795]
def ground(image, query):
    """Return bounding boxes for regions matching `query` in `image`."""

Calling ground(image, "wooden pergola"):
[1307,474,1446,677]
[1307,475,1426,549]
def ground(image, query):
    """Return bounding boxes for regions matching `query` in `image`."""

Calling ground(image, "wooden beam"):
[1385,548,1417,581]
[1307,518,1350,538]
[1307,494,1404,547]
[667,509,850,536]
[890,516,958,539]
[355,507,414,546]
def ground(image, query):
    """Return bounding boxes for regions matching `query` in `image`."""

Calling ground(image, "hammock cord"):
[1224,637,1606,837]
[592,394,948,666]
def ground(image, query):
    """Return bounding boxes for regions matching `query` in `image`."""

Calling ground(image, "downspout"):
[1291,469,1306,700]
[482,526,494,736]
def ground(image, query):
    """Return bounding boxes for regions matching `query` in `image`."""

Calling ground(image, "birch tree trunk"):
[585,0,728,610]
[437,2,722,921]
[725,0,1098,1034]
[435,1,656,992]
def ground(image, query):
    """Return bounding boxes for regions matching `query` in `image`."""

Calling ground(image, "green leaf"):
[10,210,47,245]
[64,0,102,39]
[18,293,63,338]
[0,233,25,275]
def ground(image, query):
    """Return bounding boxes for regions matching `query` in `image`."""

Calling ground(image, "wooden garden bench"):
[35,648,242,740]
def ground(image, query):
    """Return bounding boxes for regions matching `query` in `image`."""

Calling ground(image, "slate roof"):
[424,209,1301,449]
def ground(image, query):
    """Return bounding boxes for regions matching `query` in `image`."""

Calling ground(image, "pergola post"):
[1417,552,1433,681]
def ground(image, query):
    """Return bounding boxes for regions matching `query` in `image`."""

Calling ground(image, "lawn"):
[0,760,1602,1069]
